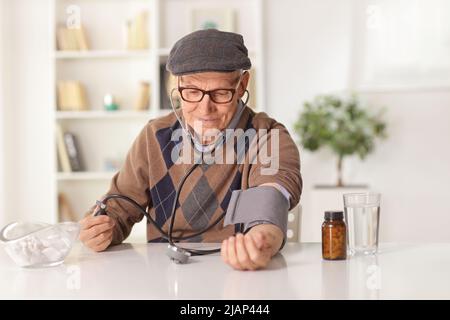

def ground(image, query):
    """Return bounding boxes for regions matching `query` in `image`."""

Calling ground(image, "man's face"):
[178,71,249,143]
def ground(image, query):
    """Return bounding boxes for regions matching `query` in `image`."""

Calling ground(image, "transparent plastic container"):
[0,221,80,268]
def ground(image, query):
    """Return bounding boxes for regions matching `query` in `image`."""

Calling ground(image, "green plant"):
[294,94,387,187]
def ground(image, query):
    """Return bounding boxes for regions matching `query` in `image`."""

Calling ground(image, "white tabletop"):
[1,242,450,299]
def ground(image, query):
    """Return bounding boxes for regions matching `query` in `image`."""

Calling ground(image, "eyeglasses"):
[177,74,242,104]
[178,87,237,104]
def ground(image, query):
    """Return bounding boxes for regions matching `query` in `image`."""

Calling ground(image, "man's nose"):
[197,94,215,115]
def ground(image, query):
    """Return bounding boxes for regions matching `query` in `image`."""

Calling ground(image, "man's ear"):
[238,71,250,98]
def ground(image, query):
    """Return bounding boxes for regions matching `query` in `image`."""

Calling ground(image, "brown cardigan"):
[85,106,302,245]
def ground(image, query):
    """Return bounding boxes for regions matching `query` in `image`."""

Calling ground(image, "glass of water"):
[343,193,381,256]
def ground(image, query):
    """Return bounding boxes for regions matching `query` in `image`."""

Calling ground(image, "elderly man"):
[79,29,302,271]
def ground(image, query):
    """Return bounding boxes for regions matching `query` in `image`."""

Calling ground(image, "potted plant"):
[294,94,387,187]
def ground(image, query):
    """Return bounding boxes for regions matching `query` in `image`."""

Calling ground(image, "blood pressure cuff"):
[223,186,289,251]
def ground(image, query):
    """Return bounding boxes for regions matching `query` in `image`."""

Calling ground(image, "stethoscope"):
[94,77,250,264]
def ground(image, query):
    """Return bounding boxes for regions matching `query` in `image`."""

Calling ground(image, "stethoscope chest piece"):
[166,244,191,264]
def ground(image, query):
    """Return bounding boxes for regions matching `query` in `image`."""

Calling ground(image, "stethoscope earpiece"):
[242,89,250,107]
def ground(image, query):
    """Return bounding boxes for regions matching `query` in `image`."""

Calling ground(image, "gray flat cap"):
[166,29,252,75]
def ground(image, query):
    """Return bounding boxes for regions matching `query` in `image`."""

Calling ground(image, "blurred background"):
[0,0,449,243]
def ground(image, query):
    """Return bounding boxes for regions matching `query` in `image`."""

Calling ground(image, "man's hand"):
[79,212,115,252]
[221,224,284,271]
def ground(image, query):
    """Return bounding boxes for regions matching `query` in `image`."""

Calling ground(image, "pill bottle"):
[322,211,347,260]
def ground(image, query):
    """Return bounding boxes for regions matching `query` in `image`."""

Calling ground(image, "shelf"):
[57,171,116,181]
[353,84,450,93]
[50,0,265,233]
[55,110,151,120]
[54,50,153,60]
[55,110,173,120]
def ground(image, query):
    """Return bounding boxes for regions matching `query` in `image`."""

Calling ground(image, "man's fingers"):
[79,215,113,230]
[227,236,243,270]
[85,229,113,251]
[221,239,229,263]
[222,233,270,271]
[252,231,266,250]
[90,236,111,252]
[85,228,112,247]
[235,233,257,270]
[245,233,270,268]
[79,221,115,242]
[244,233,264,267]
[251,231,272,250]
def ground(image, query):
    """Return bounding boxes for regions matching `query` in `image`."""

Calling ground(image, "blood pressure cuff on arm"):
[223,186,289,250]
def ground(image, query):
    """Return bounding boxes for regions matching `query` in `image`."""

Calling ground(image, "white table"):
[1,242,449,299]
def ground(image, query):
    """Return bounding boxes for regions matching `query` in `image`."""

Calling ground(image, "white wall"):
[1,0,55,224]
[265,0,354,128]
[350,89,450,242]
[2,0,450,242]
[265,0,450,242]
[0,0,5,226]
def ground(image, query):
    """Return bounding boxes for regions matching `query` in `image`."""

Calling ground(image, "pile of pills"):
[5,228,72,267]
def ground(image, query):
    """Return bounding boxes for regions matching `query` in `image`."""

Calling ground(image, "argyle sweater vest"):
[85,106,302,245]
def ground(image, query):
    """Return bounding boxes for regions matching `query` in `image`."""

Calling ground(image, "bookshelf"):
[57,171,117,181]
[54,50,153,59]
[50,0,266,241]
[55,110,170,120]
